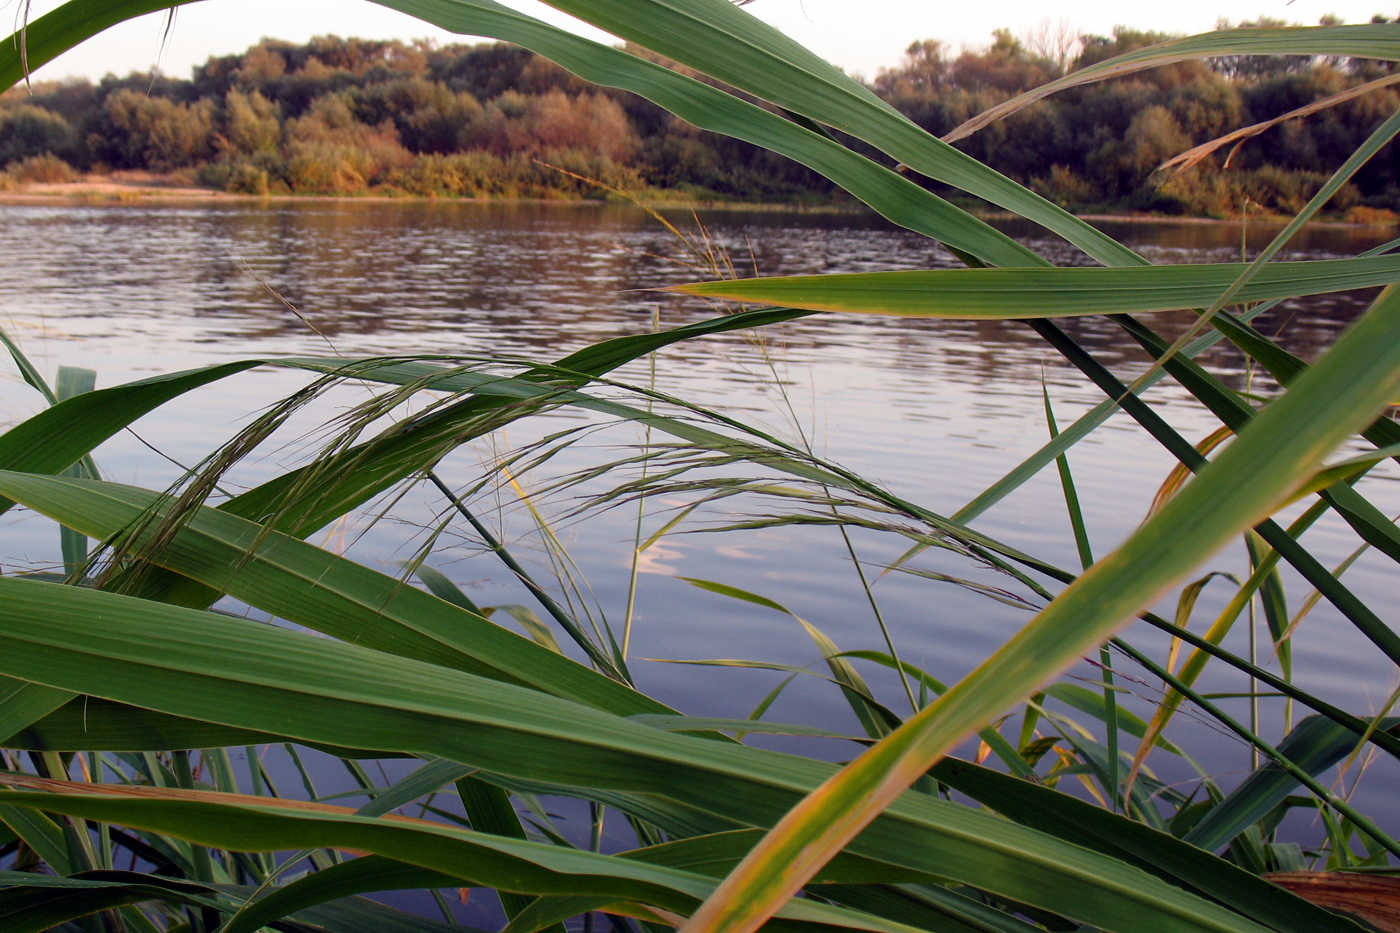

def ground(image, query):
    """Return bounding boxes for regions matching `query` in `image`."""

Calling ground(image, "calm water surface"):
[1,200,1396,906]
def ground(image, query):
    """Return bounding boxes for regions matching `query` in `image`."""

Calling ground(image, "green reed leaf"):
[670,255,1400,317]
[0,361,258,515]
[1185,716,1400,853]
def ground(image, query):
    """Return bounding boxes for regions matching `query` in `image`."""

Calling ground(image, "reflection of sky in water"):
[1,200,1396,850]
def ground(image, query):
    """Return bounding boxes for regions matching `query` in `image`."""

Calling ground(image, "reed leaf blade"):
[670,256,1400,317]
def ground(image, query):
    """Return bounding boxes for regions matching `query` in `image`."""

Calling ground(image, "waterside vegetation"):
[2,19,1400,217]
[2,1,1400,932]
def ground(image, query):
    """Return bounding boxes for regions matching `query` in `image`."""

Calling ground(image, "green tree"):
[283,90,412,192]
[220,88,281,155]
[951,28,1057,93]
[85,89,215,170]
[0,104,75,166]
[353,77,483,153]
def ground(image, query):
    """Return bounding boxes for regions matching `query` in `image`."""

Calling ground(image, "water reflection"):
[4,201,1386,374]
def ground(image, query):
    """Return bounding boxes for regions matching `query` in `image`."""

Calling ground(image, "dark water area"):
[1,199,1396,921]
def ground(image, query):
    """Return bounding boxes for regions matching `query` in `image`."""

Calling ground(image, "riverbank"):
[0,169,855,214]
[2,171,1397,228]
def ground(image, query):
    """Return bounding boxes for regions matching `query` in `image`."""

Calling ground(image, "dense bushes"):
[350,77,484,152]
[2,27,1397,211]
[218,88,281,156]
[0,152,79,186]
[84,89,216,170]
[385,148,642,198]
[0,104,76,165]
[874,21,1400,214]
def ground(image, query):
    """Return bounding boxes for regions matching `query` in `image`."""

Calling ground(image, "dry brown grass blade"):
[1158,73,1400,177]
[17,0,31,90]
[1144,425,1235,520]
[1266,871,1400,932]
[534,158,697,252]
[941,52,1210,143]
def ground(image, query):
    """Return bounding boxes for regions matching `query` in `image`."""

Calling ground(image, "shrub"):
[3,152,79,183]
[226,161,272,195]
[1118,105,1191,184]
[1345,204,1400,226]
[197,151,287,194]
[389,150,509,197]
[1243,166,1359,215]
[352,77,484,153]
[219,88,281,156]
[473,89,639,163]
[0,104,76,166]
[528,147,643,198]
[283,92,413,192]
[284,143,373,193]
[1153,166,1243,217]
[193,161,232,189]
[1030,164,1099,208]
[85,89,216,170]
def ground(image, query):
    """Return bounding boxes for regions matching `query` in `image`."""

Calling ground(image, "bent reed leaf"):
[945,24,1400,143]
[670,256,1400,317]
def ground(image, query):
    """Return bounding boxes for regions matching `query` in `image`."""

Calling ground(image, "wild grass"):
[1,2,1400,932]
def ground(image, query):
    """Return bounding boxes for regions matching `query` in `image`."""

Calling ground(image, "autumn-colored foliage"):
[3,26,1397,211]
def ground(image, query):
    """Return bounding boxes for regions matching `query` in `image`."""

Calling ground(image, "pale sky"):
[12,0,1399,84]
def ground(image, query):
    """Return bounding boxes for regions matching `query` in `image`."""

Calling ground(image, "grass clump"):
[2,151,79,183]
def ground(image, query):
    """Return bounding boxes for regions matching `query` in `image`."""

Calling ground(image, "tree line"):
[0,22,1396,217]
[875,20,1400,218]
